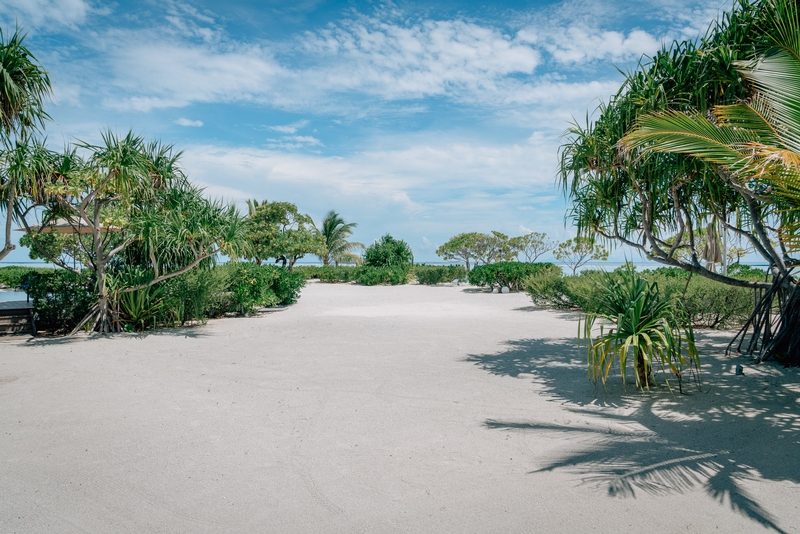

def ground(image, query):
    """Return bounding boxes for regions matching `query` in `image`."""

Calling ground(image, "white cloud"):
[174,117,203,127]
[269,119,309,133]
[265,135,323,150]
[299,15,541,99]
[521,26,661,64]
[0,0,92,29]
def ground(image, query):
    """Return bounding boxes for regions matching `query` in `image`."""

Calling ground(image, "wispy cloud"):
[265,135,323,150]
[0,0,93,29]
[268,119,309,133]
[174,117,203,127]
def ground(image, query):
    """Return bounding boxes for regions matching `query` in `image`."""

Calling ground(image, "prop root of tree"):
[727,274,800,365]
[70,300,122,335]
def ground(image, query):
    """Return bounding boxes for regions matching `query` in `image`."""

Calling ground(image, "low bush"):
[413,265,467,285]
[526,265,759,329]
[469,262,561,291]
[0,266,53,288]
[354,265,411,286]
[25,270,95,333]
[227,263,305,314]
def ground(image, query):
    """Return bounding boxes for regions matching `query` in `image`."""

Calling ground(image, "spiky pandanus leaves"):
[617,0,800,362]
[581,269,700,392]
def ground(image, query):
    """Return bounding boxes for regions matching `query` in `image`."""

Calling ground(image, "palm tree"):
[314,210,364,266]
[0,28,53,261]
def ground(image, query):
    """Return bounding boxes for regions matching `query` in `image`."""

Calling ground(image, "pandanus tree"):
[17,131,248,333]
[314,210,364,266]
[0,28,52,261]
[560,0,800,363]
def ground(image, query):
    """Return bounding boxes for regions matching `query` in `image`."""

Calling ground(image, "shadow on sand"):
[23,325,211,346]
[467,332,799,533]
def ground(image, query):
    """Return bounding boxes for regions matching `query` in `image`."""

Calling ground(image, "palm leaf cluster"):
[314,210,364,266]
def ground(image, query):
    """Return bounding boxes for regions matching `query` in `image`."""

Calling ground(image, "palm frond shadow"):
[468,334,798,534]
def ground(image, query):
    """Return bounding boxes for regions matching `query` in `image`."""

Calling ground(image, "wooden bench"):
[0,301,35,336]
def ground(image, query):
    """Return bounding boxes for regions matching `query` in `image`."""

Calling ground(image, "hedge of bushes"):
[468,262,561,291]
[524,264,767,329]
[294,264,466,286]
[15,262,305,333]
[0,266,53,288]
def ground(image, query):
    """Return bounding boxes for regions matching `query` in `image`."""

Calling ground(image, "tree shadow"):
[23,325,212,345]
[467,333,799,533]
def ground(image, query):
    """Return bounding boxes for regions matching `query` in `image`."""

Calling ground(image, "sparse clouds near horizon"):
[0,0,731,263]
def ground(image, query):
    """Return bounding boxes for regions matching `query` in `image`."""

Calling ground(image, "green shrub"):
[0,266,53,288]
[413,265,466,285]
[159,266,233,324]
[469,262,561,291]
[272,268,306,304]
[363,234,413,267]
[354,265,410,286]
[25,270,95,333]
[227,263,306,314]
[527,266,758,329]
[680,277,754,329]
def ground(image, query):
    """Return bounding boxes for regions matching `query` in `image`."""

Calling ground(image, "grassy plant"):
[580,269,700,392]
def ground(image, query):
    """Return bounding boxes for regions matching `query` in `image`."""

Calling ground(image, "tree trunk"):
[728,274,799,364]
[634,348,652,388]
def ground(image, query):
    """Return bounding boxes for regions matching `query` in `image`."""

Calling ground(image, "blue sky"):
[0,0,733,264]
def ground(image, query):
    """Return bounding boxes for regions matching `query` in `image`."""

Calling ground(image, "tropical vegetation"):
[559,0,800,363]
[580,268,700,391]
[314,210,364,266]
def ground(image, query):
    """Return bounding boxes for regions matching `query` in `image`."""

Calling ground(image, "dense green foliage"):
[227,263,305,313]
[296,264,466,286]
[14,263,304,332]
[526,265,766,329]
[468,262,561,291]
[0,265,52,287]
[413,265,467,285]
[244,200,323,269]
[25,270,95,333]
[581,269,699,390]
[363,234,414,267]
[559,0,800,361]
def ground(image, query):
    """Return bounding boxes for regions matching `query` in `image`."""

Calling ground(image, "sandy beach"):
[1,282,798,533]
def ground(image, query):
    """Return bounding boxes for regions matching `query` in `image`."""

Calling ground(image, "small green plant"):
[580,269,700,392]
[118,284,166,331]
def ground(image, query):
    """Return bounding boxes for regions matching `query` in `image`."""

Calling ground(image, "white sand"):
[1,282,798,533]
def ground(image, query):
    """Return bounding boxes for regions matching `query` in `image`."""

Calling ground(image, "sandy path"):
[1,282,798,533]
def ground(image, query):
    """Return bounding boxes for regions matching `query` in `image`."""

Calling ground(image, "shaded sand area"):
[1,283,798,533]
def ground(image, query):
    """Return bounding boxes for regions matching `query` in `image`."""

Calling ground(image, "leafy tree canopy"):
[245,200,324,269]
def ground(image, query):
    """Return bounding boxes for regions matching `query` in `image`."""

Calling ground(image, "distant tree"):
[436,232,482,272]
[553,237,609,275]
[508,232,556,262]
[245,201,324,269]
[472,231,515,265]
[0,29,53,262]
[363,234,413,267]
[314,210,364,266]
